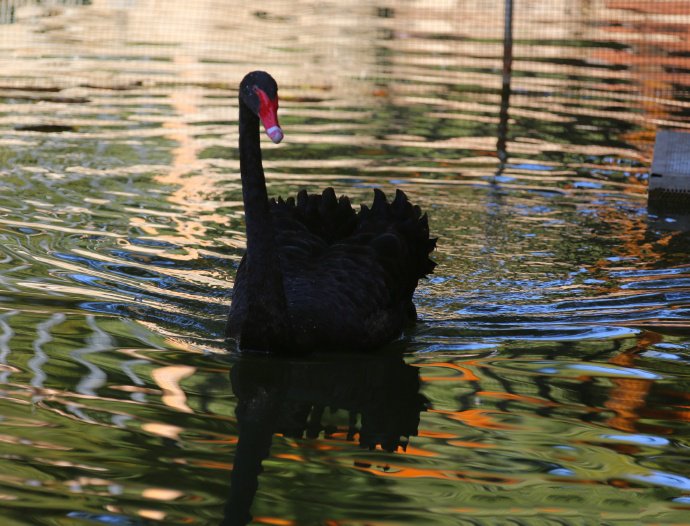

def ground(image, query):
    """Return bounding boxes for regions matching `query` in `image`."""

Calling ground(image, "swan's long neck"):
[238,99,290,349]
[239,101,271,258]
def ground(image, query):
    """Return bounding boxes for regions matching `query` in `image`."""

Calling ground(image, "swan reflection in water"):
[221,351,428,526]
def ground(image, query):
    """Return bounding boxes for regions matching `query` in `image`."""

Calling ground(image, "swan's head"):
[240,71,283,144]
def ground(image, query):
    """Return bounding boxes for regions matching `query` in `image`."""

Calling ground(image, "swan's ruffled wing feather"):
[270,187,436,279]
[262,188,436,349]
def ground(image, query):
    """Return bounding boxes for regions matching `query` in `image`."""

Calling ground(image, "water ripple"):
[0,1,689,525]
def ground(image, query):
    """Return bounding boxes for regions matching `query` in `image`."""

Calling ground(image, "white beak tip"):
[266,126,284,144]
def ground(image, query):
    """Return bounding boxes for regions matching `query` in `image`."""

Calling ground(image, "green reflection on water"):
[0,0,689,525]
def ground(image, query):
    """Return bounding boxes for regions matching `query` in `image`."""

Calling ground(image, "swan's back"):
[228,188,436,351]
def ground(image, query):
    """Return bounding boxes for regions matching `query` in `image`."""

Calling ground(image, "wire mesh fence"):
[1,0,688,138]
[1,2,688,84]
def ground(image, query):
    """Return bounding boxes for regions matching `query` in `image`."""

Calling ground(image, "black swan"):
[226,71,436,352]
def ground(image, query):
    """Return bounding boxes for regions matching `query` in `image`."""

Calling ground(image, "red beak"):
[255,87,283,143]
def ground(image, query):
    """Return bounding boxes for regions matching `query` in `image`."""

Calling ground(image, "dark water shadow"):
[221,350,428,526]
[648,208,690,233]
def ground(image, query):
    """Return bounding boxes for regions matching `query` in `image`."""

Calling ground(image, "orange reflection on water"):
[299,440,344,451]
[418,430,457,439]
[400,445,438,458]
[354,461,521,485]
[476,390,558,408]
[604,333,660,433]
[417,361,479,382]
[188,459,233,471]
[275,453,305,462]
[193,437,239,445]
[254,517,295,526]
[354,464,455,480]
[429,408,516,431]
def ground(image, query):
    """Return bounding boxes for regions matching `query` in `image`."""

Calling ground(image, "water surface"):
[0,1,689,524]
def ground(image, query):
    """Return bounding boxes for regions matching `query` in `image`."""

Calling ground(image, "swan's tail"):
[270,187,437,286]
[271,187,358,243]
[359,188,437,281]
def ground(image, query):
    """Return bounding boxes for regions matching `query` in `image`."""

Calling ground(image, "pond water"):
[1,1,690,524]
